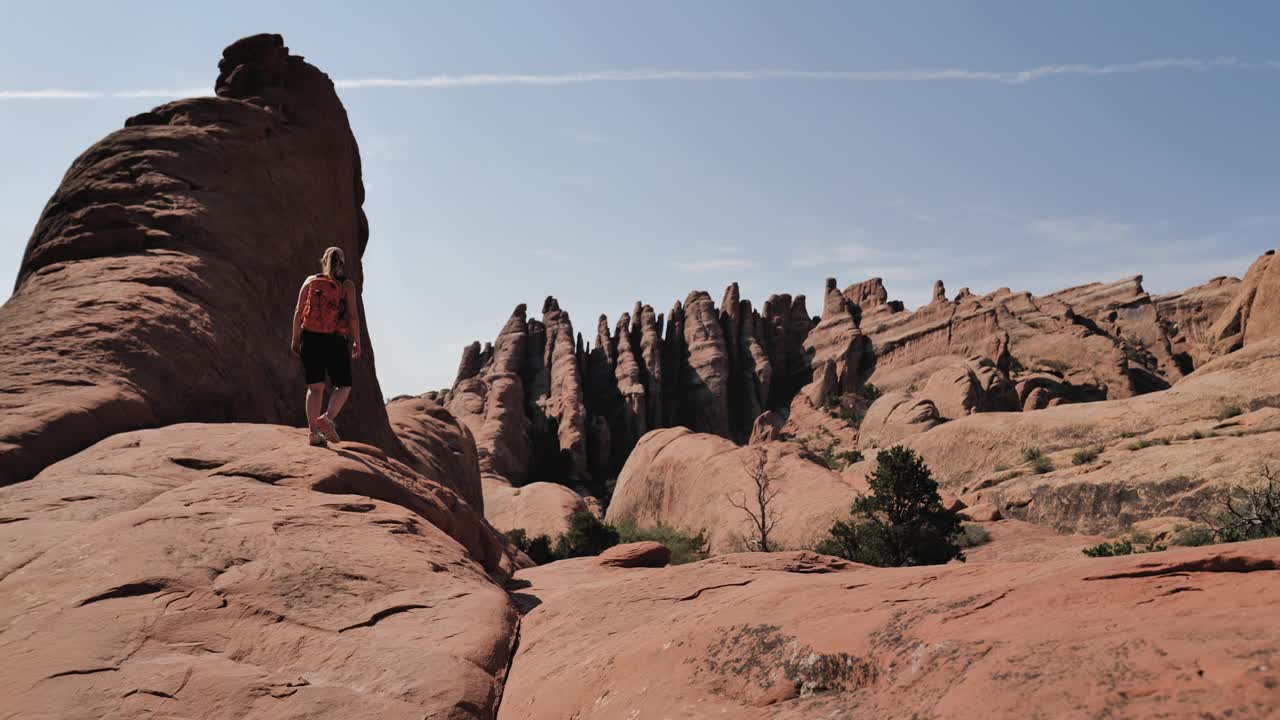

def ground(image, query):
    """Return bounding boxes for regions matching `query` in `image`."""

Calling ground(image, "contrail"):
[0,56,1266,100]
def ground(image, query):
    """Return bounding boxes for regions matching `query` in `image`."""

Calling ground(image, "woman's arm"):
[291,279,309,354]
[345,279,362,359]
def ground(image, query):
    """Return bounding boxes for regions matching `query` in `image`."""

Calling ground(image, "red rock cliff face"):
[0,33,397,484]
[448,268,1244,494]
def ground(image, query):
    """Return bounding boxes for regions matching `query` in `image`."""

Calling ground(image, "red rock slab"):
[500,543,1280,718]
[0,423,518,719]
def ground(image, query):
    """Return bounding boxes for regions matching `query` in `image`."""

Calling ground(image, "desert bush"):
[815,446,964,567]
[1071,445,1103,465]
[615,522,708,565]
[554,510,620,559]
[798,427,861,470]
[1127,437,1171,451]
[1209,465,1280,542]
[1082,539,1135,557]
[954,523,992,549]
[1022,447,1054,474]
[1219,403,1244,420]
[505,528,558,565]
[856,383,883,405]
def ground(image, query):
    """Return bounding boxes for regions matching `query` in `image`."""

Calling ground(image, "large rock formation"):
[447,270,1237,500]
[0,33,394,485]
[0,423,517,718]
[441,285,832,494]
[1210,249,1280,354]
[902,337,1280,534]
[859,276,1189,402]
[499,543,1280,718]
[606,427,864,553]
[0,37,524,718]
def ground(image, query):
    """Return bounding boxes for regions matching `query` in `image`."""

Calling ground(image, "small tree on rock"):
[816,445,964,567]
[729,447,782,552]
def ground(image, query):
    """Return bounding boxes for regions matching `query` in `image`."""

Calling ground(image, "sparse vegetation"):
[1126,436,1171,451]
[1219,403,1244,421]
[729,447,782,552]
[504,528,558,565]
[856,383,883,405]
[1071,445,1103,466]
[509,514,707,566]
[614,522,708,564]
[993,463,1010,473]
[954,523,992,549]
[1082,532,1166,558]
[1082,539,1135,557]
[1208,465,1280,542]
[798,426,862,470]
[554,510,621,559]
[1023,447,1054,474]
[815,446,964,567]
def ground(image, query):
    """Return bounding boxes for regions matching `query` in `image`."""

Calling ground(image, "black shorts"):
[300,330,352,387]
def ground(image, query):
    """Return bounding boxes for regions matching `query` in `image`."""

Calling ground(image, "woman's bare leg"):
[306,382,326,430]
[325,386,352,420]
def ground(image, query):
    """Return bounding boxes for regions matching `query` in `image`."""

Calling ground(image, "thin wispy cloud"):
[3,56,1272,100]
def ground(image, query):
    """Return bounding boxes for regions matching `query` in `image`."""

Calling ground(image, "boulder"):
[606,428,864,554]
[859,391,942,448]
[595,541,671,568]
[482,475,589,540]
[0,422,518,719]
[918,356,1018,420]
[0,34,394,485]
[499,543,1280,718]
[386,394,484,511]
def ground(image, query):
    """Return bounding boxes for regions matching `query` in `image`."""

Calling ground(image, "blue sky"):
[2,1,1278,395]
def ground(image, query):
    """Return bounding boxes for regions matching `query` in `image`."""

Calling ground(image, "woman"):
[291,246,362,446]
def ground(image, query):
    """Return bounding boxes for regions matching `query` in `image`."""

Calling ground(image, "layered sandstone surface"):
[0,423,517,719]
[0,33,392,485]
[500,543,1280,719]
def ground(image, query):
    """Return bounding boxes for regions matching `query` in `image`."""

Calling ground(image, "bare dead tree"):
[728,447,782,552]
[1207,463,1280,541]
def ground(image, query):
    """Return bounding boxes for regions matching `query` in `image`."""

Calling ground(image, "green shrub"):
[1127,437,1171,451]
[1082,539,1134,557]
[615,522,708,565]
[1219,404,1244,420]
[815,446,964,567]
[954,523,992,549]
[992,463,1010,473]
[836,449,865,466]
[856,383,883,405]
[1188,430,1205,440]
[554,511,620,559]
[1031,454,1054,474]
[1022,447,1045,463]
[798,427,862,470]
[505,528,558,565]
[1071,445,1102,466]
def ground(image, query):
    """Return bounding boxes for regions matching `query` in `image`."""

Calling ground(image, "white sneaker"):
[315,414,341,443]
[308,430,327,447]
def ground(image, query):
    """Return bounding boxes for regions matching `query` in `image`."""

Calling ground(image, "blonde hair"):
[320,246,345,279]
